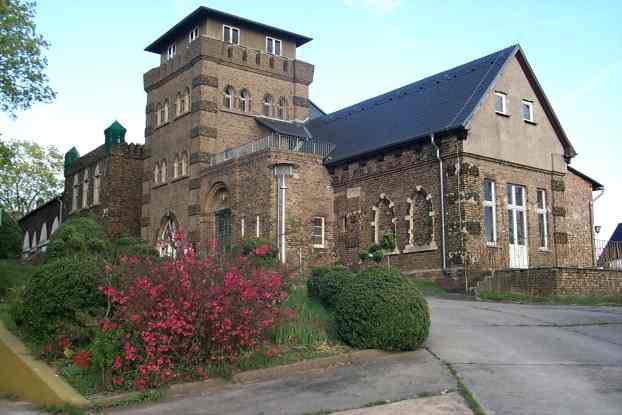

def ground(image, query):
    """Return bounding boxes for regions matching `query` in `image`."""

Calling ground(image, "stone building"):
[20,6,604,281]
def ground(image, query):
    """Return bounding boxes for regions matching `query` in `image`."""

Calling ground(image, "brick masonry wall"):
[477,267,622,297]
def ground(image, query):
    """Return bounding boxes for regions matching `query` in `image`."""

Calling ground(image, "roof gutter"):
[430,133,447,270]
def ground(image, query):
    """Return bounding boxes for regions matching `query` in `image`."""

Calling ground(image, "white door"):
[507,184,528,268]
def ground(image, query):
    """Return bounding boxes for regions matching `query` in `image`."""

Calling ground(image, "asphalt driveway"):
[426,297,622,415]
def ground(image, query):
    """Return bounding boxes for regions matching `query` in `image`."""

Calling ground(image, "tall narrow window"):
[154,162,159,184]
[156,103,162,126]
[161,159,167,183]
[167,43,176,60]
[240,89,249,112]
[483,179,497,245]
[522,100,534,122]
[181,152,188,176]
[537,189,548,249]
[263,94,273,117]
[223,86,234,109]
[176,92,182,116]
[266,37,282,56]
[82,169,89,208]
[495,92,507,114]
[173,155,179,179]
[163,99,169,123]
[277,97,287,119]
[223,25,239,44]
[189,26,199,43]
[256,215,261,237]
[183,87,190,113]
[312,217,325,248]
[241,217,245,238]
[72,175,79,211]
[93,163,101,205]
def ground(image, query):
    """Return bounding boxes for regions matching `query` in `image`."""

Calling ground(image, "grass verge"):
[412,280,448,297]
[479,291,622,306]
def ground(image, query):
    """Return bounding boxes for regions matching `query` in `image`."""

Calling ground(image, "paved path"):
[332,392,470,415]
[427,298,622,415]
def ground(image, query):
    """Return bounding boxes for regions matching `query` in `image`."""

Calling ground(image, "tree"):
[0,139,63,217]
[0,0,56,118]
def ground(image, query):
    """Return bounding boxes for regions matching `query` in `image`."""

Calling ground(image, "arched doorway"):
[157,211,178,257]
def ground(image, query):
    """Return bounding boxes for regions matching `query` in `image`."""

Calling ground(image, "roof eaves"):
[567,166,604,190]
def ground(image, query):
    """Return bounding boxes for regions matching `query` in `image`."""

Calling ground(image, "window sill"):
[495,111,511,118]
[221,107,254,118]
[171,175,189,184]
[538,247,551,253]
[524,119,537,125]
[312,245,326,249]
[152,182,169,189]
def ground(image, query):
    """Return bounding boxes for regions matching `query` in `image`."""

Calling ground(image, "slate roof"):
[308,99,326,120]
[609,224,622,243]
[306,44,576,165]
[145,7,312,53]
[255,116,311,138]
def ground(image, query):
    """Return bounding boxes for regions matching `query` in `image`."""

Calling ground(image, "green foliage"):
[0,259,35,299]
[12,256,106,341]
[0,140,63,218]
[113,236,158,259]
[306,266,355,309]
[335,267,430,351]
[46,216,109,261]
[0,0,56,117]
[371,249,384,263]
[381,234,396,251]
[90,327,124,386]
[240,237,278,267]
[360,243,385,263]
[0,211,22,259]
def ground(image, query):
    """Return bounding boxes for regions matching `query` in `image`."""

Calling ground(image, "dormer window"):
[223,25,239,45]
[167,43,176,60]
[189,26,199,43]
[522,100,534,122]
[494,92,507,115]
[266,37,282,56]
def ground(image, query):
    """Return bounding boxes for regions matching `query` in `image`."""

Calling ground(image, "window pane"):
[515,186,524,206]
[508,210,516,244]
[232,28,239,44]
[537,190,545,209]
[275,40,281,55]
[495,94,504,112]
[538,213,546,247]
[267,39,273,54]
[224,27,230,43]
[483,179,493,201]
[484,206,494,243]
[516,211,526,245]
[506,185,513,205]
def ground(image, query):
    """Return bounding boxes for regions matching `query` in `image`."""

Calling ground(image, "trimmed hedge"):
[335,267,430,351]
[12,256,106,341]
[307,266,354,309]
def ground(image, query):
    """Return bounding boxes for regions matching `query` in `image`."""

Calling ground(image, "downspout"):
[431,134,447,270]
[592,188,605,266]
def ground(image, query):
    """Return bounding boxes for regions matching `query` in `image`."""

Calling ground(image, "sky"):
[1,0,621,240]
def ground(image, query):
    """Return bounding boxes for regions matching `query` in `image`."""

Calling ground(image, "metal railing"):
[207,133,335,167]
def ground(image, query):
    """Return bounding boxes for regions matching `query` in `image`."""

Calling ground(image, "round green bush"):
[0,211,22,259]
[335,267,430,351]
[113,236,158,258]
[13,256,106,341]
[46,216,109,261]
[307,266,355,308]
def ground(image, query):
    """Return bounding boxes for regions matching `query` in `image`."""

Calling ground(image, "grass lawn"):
[479,290,622,306]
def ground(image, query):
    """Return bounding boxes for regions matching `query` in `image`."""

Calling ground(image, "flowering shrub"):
[97,233,290,389]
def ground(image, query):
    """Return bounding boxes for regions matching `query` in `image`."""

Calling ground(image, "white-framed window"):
[223,86,234,109]
[522,100,534,122]
[167,43,176,60]
[223,25,239,44]
[483,179,497,245]
[537,189,548,249]
[72,175,79,211]
[160,159,167,183]
[312,216,325,248]
[494,91,507,114]
[263,94,273,117]
[189,26,199,43]
[240,89,249,112]
[266,36,282,56]
[93,163,101,205]
[82,169,89,208]
[277,97,287,120]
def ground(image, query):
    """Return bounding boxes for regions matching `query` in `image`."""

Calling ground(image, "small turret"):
[64,146,80,174]
[104,120,127,152]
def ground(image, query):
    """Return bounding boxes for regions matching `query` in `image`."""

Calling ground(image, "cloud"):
[343,0,401,13]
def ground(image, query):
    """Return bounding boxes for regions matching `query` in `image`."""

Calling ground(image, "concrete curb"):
[0,321,89,409]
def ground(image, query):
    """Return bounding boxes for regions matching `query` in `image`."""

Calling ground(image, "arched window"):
[82,169,89,208]
[183,87,190,113]
[175,92,182,116]
[163,99,169,123]
[277,97,287,120]
[161,159,167,183]
[93,163,101,205]
[263,94,273,117]
[181,151,188,176]
[154,162,159,184]
[223,86,234,109]
[72,175,79,211]
[404,186,437,252]
[173,155,179,179]
[156,103,162,126]
[240,89,250,112]
[22,231,30,254]
[157,212,178,258]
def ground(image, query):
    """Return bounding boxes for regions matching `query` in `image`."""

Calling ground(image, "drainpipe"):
[592,188,605,266]
[431,134,447,270]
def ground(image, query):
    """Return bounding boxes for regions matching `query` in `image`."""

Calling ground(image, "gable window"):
[266,37,282,56]
[223,25,239,44]
[189,26,199,43]
[494,92,507,114]
[263,94,273,117]
[223,86,234,109]
[537,189,548,249]
[277,97,287,120]
[311,216,325,248]
[167,43,176,60]
[522,100,534,122]
[240,89,249,112]
[483,179,497,245]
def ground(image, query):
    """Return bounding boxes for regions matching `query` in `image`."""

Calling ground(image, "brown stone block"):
[192,75,218,88]
[191,100,218,113]
[190,126,218,139]
[553,206,566,217]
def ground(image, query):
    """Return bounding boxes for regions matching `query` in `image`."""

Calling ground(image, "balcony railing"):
[207,133,335,167]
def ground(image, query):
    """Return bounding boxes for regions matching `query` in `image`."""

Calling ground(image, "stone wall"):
[477,267,622,297]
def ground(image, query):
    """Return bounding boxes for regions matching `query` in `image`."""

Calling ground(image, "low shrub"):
[0,260,35,299]
[46,216,110,261]
[97,236,290,390]
[307,266,354,308]
[12,256,106,342]
[240,237,278,267]
[113,237,158,259]
[0,211,22,259]
[335,267,430,351]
